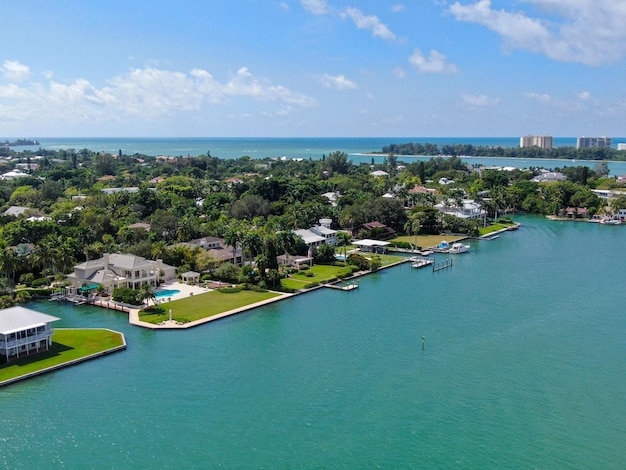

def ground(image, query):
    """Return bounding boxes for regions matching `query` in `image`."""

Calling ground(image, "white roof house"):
[0,306,61,362]
[3,206,30,217]
[435,199,485,219]
[0,169,30,180]
[370,170,389,177]
[67,253,176,292]
[294,219,338,247]
[532,171,566,183]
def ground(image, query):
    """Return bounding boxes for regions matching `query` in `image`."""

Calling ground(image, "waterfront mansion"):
[67,253,176,293]
[0,306,60,363]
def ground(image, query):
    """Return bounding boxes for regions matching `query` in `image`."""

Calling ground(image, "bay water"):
[1,216,624,468]
[12,137,626,174]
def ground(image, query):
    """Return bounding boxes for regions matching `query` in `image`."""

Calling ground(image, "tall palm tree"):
[276,230,297,268]
[404,216,421,251]
[336,231,351,261]
[223,223,242,266]
[140,283,156,307]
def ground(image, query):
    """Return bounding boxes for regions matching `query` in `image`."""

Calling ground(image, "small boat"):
[599,217,622,225]
[448,242,470,254]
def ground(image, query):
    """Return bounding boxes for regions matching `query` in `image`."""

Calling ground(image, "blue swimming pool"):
[155,289,180,298]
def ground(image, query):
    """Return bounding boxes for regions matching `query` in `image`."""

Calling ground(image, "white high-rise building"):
[520,135,553,149]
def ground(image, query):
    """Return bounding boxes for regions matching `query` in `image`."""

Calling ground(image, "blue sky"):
[1,0,625,138]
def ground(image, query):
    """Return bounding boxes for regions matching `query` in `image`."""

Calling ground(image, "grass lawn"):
[391,234,465,249]
[281,264,352,290]
[139,289,281,324]
[0,329,125,383]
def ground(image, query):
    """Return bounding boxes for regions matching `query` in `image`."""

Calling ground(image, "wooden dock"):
[432,258,453,272]
[324,281,359,291]
[410,257,434,269]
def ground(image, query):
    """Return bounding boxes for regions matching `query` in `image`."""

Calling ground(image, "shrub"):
[304,281,319,289]
[19,273,35,287]
[214,262,241,283]
[298,265,310,271]
[15,290,32,304]
[347,264,360,273]
[32,277,51,288]
[304,271,315,277]
[218,287,242,294]
[112,287,143,306]
[337,268,352,278]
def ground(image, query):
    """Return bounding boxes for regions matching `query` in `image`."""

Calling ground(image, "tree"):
[223,224,242,266]
[276,230,297,267]
[314,243,336,264]
[336,231,351,260]
[403,216,421,250]
[140,283,156,306]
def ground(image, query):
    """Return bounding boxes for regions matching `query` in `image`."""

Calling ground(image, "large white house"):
[435,199,485,219]
[67,253,176,293]
[294,218,338,247]
[0,306,60,363]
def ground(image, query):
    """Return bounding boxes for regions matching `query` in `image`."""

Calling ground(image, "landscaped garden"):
[138,288,282,324]
[0,329,125,383]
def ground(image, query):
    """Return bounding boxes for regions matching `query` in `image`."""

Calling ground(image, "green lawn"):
[139,289,281,324]
[0,329,125,383]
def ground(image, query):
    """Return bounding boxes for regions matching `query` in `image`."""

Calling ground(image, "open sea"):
[10,136,626,174]
[1,216,625,469]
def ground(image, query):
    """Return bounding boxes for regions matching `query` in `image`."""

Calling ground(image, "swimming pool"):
[155,289,180,298]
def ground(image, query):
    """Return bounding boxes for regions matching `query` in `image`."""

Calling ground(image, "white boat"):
[448,242,470,254]
[599,217,622,225]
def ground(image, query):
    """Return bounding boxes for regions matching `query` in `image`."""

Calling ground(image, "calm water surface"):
[13,137,626,174]
[1,217,625,468]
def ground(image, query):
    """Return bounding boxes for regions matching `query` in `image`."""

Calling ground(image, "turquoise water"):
[13,137,626,174]
[1,216,625,468]
[155,289,180,298]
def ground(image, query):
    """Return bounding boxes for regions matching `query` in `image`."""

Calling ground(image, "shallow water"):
[1,216,624,468]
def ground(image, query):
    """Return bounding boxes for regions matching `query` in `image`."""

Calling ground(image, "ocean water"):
[12,136,626,174]
[1,216,624,468]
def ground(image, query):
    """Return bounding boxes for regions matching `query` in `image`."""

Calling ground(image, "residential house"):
[67,253,176,294]
[294,219,338,248]
[353,221,396,240]
[532,171,566,183]
[0,306,60,363]
[435,199,485,219]
[174,237,243,265]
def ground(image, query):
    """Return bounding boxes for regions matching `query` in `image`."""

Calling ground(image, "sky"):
[1,0,626,138]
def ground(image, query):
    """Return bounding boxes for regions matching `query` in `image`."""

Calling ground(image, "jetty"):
[324,280,359,291]
[410,257,434,269]
[432,258,453,272]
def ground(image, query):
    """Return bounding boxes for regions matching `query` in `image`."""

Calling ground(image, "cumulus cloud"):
[391,4,405,13]
[341,7,396,41]
[0,64,317,124]
[448,0,626,66]
[462,93,500,106]
[409,48,459,73]
[1,60,31,82]
[301,0,328,15]
[319,73,357,90]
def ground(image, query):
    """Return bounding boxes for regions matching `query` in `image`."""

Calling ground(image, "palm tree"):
[140,283,156,307]
[404,216,421,251]
[223,224,242,266]
[276,230,297,268]
[336,231,351,261]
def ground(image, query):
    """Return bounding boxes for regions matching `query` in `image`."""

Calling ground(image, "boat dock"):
[432,258,453,272]
[324,280,359,291]
[410,257,434,269]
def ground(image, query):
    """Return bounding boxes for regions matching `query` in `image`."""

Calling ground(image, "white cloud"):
[301,0,328,15]
[319,73,357,90]
[462,93,500,106]
[391,4,405,13]
[525,92,551,101]
[408,48,459,73]
[576,91,591,100]
[448,0,626,66]
[393,66,407,78]
[0,65,317,124]
[341,7,396,41]
[2,60,31,82]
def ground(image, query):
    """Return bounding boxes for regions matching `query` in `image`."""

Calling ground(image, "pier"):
[432,258,453,272]
[410,257,434,269]
[324,280,359,291]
